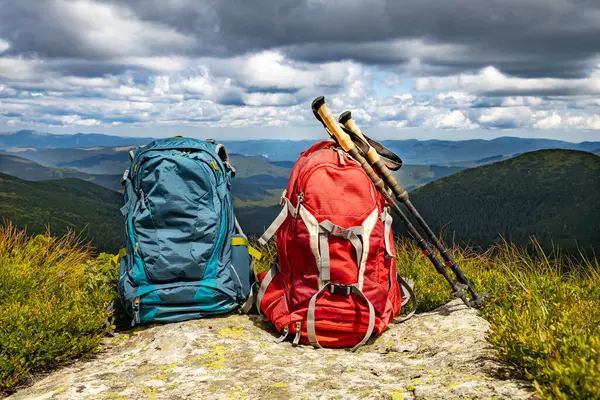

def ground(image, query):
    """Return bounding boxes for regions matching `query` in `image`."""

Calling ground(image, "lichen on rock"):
[8,300,535,400]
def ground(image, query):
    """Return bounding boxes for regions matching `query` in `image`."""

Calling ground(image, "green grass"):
[392,237,600,399]
[0,223,116,394]
[2,223,597,399]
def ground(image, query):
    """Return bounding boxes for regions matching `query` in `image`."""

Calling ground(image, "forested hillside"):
[0,174,122,253]
[0,154,122,191]
[403,149,600,254]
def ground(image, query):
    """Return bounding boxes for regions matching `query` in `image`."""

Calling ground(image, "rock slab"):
[9,300,535,400]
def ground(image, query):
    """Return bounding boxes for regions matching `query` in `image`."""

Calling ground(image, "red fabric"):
[258,140,405,348]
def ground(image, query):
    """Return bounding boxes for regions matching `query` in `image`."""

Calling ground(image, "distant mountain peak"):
[0,130,157,150]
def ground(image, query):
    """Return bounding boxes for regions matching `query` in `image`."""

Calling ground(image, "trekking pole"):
[338,111,487,307]
[311,96,472,308]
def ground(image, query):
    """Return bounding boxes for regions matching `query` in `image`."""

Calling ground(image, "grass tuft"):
[395,236,600,400]
[0,222,115,393]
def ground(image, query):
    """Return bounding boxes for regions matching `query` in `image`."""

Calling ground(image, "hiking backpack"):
[117,137,260,325]
[256,139,416,350]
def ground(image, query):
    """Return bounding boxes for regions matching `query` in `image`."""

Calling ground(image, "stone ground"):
[8,300,535,400]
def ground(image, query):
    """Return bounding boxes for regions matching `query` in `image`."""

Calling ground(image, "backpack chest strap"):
[318,220,364,283]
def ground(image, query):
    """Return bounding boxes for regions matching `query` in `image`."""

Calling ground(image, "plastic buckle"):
[279,189,288,206]
[331,225,350,239]
[328,284,352,296]
[120,169,129,186]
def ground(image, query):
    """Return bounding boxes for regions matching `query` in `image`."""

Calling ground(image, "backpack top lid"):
[129,136,235,178]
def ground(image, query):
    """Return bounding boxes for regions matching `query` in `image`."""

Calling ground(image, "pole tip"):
[469,292,488,308]
[338,110,352,124]
[311,96,325,111]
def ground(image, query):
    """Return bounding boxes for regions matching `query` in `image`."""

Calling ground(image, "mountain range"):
[2,130,599,164]
[0,130,155,149]
[0,154,122,191]
[1,130,598,255]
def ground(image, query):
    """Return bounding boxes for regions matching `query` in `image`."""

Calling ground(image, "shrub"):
[396,236,600,400]
[0,223,115,393]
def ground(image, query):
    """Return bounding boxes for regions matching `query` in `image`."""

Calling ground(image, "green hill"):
[0,154,122,191]
[229,154,291,178]
[402,149,600,254]
[393,164,465,191]
[2,146,136,174]
[0,174,123,253]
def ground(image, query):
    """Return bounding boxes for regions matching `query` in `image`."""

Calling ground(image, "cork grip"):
[312,97,385,191]
[312,97,353,152]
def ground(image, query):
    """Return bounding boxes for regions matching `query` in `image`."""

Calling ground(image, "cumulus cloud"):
[534,114,562,129]
[59,115,101,126]
[0,57,44,81]
[0,39,10,54]
[415,66,600,96]
[0,0,599,135]
[425,110,479,130]
[477,106,535,128]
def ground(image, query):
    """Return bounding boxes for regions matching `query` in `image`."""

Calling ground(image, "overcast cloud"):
[0,0,599,140]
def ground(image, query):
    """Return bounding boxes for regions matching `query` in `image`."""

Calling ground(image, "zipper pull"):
[292,321,302,346]
[131,296,141,326]
[139,190,146,210]
[296,192,304,215]
[275,326,290,344]
[134,242,139,254]
[337,149,346,166]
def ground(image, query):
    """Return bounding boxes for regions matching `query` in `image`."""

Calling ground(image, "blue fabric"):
[231,235,252,297]
[117,137,247,325]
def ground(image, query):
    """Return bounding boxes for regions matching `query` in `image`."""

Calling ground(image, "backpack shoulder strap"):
[215,143,236,178]
[258,190,298,245]
[395,275,417,323]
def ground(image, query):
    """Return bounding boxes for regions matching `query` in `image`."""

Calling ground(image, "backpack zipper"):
[139,189,146,210]
[292,321,302,346]
[131,296,141,326]
[336,148,346,166]
[296,192,304,215]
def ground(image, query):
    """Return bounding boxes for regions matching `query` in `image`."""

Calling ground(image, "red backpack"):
[256,140,415,350]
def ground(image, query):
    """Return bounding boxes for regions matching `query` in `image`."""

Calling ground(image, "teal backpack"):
[117,137,261,325]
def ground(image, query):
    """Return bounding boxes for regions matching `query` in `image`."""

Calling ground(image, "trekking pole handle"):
[312,97,355,152]
[312,97,385,191]
[339,111,408,201]
[338,111,378,164]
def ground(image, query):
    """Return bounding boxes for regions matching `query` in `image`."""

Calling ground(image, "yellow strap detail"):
[231,237,248,246]
[231,237,263,260]
[248,246,262,261]
[112,247,127,265]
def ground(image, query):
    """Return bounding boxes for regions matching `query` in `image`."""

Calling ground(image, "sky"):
[1,0,600,141]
